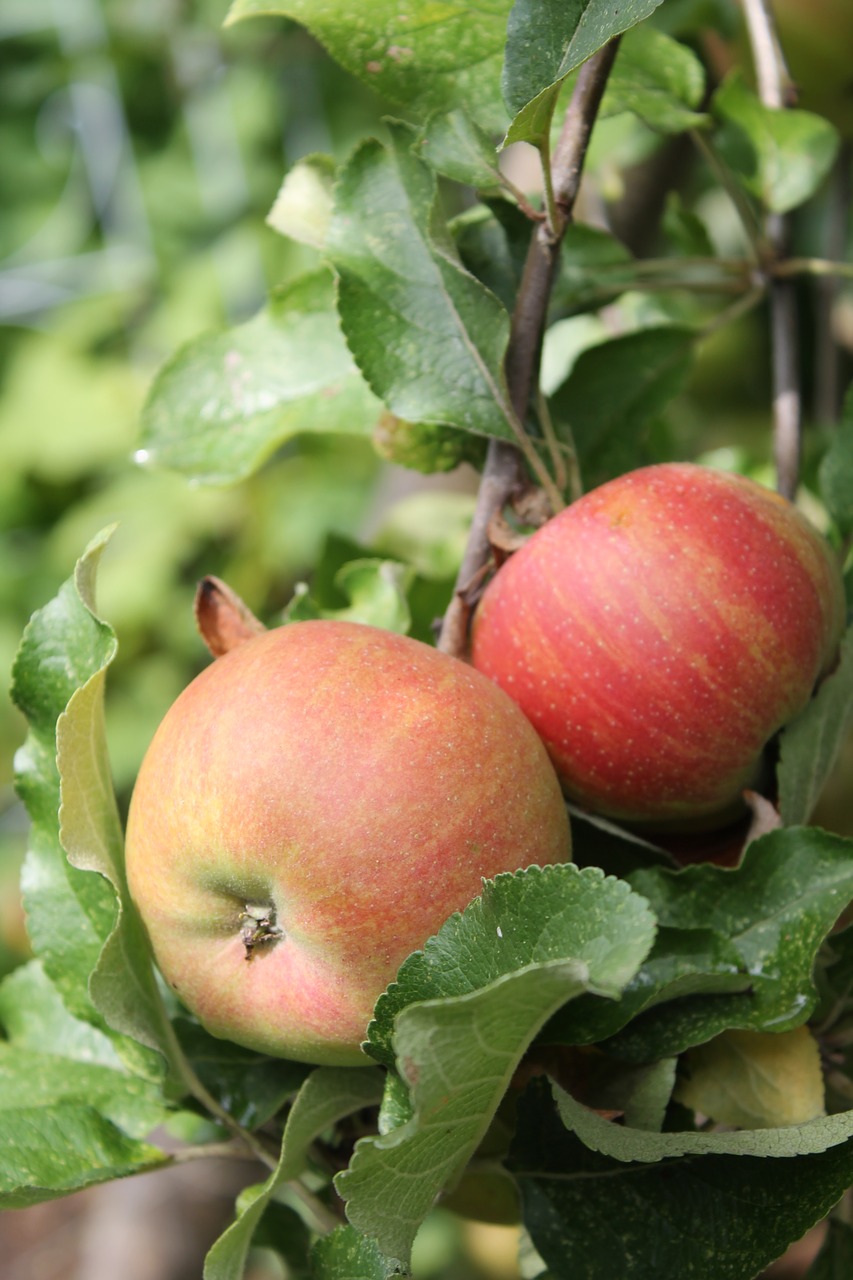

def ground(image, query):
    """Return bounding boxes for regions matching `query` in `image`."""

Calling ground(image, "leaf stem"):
[153,1005,281,1171]
[171,1141,261,1164]
[690,130,766,262]
[169,1141,342,1234]
[499,173,545,223]
[699,282,767,340]
[437,39,621,657]
[536,388,570,497]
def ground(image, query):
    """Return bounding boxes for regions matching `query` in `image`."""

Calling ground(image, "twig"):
[436,439,524,657]
[690,130,766,262]
[549,48,621,235]
[437,40,621,656]
[157,1012,281,1173]
[740,0,797,107]
[769,229,801,501]
[740,0,802,500]
[699,282,766,339]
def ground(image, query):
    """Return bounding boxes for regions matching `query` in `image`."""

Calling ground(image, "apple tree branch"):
[437,39,621,657]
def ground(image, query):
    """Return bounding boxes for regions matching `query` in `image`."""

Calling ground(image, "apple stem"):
[739,0,803,501]
[436,40,621,657]
[171,1142,344,1234]
[689,129,767,263]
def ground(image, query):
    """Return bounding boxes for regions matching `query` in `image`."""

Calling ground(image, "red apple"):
[471,464,845,829]
[125,620,570,1066]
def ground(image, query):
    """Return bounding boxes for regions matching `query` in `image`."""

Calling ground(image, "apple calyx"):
[239,902,283,961]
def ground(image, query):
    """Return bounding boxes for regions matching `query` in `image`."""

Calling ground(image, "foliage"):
[6,0,853,1278]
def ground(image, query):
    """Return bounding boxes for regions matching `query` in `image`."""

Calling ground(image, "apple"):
[125,619,570,1066]
[471,464,845,830]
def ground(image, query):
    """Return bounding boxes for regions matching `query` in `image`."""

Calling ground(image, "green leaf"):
[675,1026,826,1129]
[503,0,667,148]
[568,808,675,878]
[277,1067,385,1184]
[551,223,636,315]
[510,1078,853,1280]
[250,1201,312,1275]
[366,863,655,1069]
[284,559,413,633]
[138,271,382,484]
[549,326,694,490]
[609,828,853,1062]
[373,411,488,475]
[377,1070,414,1136]
[12,533,117,1024]
[544,923,750,1047]
[452,199,532,314]
[55,532,175,1075]
[266,154,336,249]
[311,1225,402,1279]
[600,25,708,134]
[415,109,503,189]
[713,72,841,214]
[555,1079,849,1162]
[806,1218,853,1279]
[0,962,170,1138]
[819,383,853,530]
[337,865,656,1265]
[0,1106,167,1209]
[174,1018,311,1131]
[777,626,853,827]
[813,925,853,1033]
[225,0,508,131]
[204,1067,384,1280]
[327,129,520,446]
[662,192,716,258]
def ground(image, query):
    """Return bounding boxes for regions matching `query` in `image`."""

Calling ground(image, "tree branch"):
[740,0,802,500]
[437,39,621,656]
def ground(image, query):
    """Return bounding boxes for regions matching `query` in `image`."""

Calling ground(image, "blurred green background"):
[0,0,395,977]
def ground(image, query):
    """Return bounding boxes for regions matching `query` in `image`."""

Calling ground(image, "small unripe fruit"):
[125,620,570,1065]
[472,464,845,829]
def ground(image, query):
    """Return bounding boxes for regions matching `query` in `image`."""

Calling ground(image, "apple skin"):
[471,464,845,830]
[125,620,570,1066]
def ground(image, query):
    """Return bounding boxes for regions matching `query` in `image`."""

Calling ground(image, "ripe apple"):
[471,464,845,830]
[125,620,570,1066]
